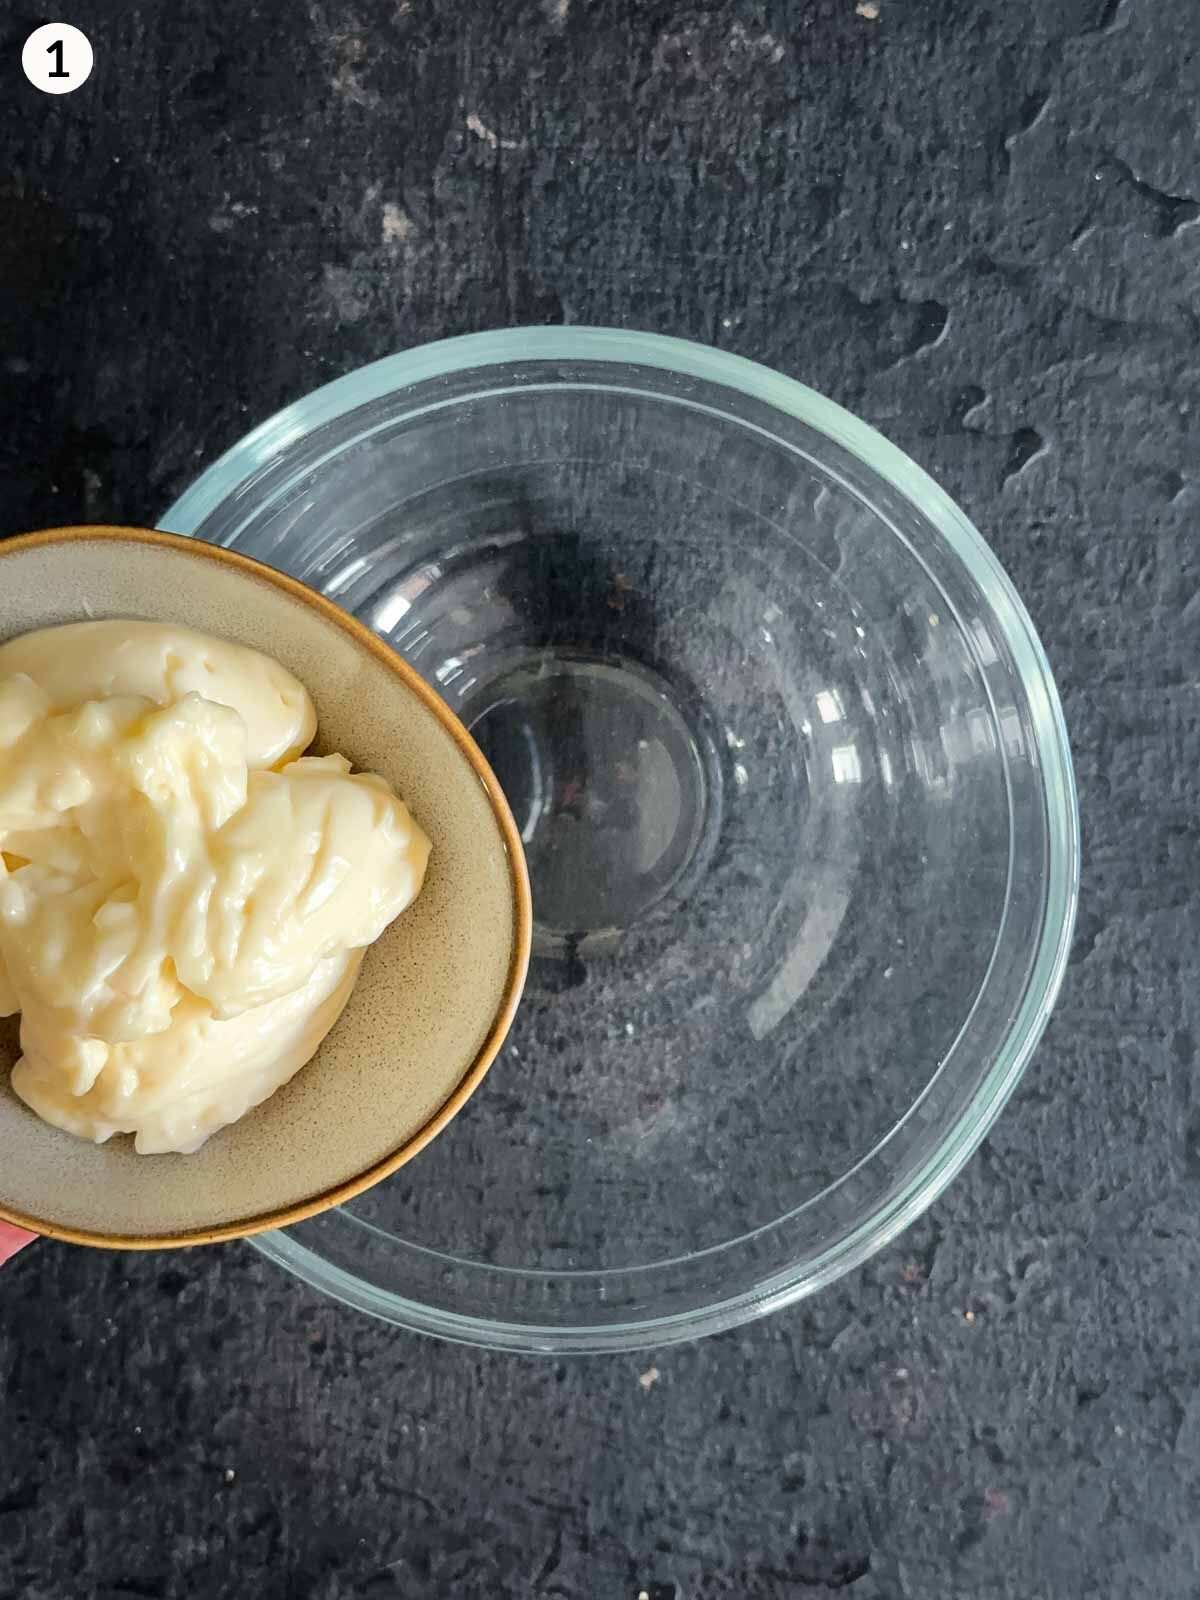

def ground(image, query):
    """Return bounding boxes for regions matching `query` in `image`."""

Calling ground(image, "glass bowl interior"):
[162,330,1078,1352]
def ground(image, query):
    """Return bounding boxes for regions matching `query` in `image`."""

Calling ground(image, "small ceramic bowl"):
[0,526,531,1249]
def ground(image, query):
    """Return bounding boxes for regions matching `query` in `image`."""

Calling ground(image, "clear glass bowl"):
[162,329,1079,1352]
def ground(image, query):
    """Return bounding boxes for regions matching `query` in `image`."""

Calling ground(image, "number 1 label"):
[22,24,93,95]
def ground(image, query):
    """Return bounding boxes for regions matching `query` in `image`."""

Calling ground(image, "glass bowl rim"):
[160,326,1080,1353]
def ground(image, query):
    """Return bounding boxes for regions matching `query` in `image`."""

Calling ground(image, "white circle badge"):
[22,24,94,95]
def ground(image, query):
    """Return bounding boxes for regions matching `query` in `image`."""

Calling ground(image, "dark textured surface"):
[1,0,1197,1594]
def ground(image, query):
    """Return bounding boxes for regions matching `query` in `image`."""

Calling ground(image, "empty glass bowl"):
[162,329,1079,1352]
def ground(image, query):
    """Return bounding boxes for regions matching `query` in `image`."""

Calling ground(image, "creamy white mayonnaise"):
[0,623,430,1154]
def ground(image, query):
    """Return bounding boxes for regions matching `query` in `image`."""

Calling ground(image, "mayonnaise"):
[0,620,316,768]
[0,622,430,1154]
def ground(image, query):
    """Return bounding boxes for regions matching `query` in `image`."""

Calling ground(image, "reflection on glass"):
[325,554,370,596]
[831,744,863,785]
[372,591,412,631]
[999,707,1026,757]
[969,617,1000,667]
[968,709,997,754]
[816,689,844,724]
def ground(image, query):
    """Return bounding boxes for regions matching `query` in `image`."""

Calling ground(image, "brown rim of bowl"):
[0,525,533,1251]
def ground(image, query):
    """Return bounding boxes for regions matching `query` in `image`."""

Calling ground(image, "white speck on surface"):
[545,0,569,23]
[728,21,785,63]
[322,264,370,325]
[625,1021,634,1036]
[721,316,733,328]
[330,29,376,106]
[734,763,749,787]
[223,1468,236,1483]
[855,0,880,17]
[381,202,413,244]
[466,113,520,150]
[638,1367,660,1391]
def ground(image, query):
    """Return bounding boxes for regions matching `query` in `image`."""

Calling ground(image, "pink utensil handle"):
[0,1222,36,1264]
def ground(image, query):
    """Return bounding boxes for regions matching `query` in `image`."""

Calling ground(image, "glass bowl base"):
[467,649,721,954]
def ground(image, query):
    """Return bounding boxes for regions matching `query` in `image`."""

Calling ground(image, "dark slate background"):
[1,0,1198,1595]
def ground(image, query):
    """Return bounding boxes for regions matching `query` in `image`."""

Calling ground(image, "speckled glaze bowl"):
[163,328,1079,1351]
[0,527,530,1249]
